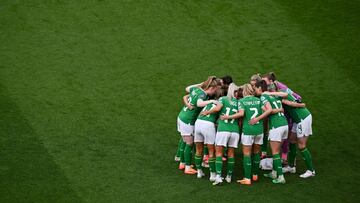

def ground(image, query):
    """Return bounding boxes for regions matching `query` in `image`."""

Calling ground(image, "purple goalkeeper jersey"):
[276,81,302,101]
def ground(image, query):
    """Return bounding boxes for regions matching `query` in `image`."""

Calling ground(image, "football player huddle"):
[174,73,315,186]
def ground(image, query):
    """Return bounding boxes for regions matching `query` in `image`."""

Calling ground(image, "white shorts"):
[177,117,194,136]
[268,125,289,142]
[194,119,216,144]
[296,114,313,137]
[241,134,264,146]
[215,132,240,148]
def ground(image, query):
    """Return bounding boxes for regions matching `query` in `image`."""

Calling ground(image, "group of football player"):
[175,73,315,185]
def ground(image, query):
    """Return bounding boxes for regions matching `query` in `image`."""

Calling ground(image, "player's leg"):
[225,132,239,183]
[283,124,297,174]
[251,134,263,181]
[298,115,315,178]
[205,123,217,181]
[175,138,184,162]
[183,135,197,174]
[213,132,228,185]
[207,144,216,181]
[194,122,205,177]
[237,134,253,185]
[213,145,224,185]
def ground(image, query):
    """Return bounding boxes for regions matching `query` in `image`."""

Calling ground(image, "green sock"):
[227,157,235,176]
[184,144,192,165]
[252,153,260,176]
[209,157,216,172]
[215,156,223,175]
[243,155,251,179]
[300,148,314,171]
[288,143,297,167]
[261,134,269,153]
[176,138,184,158]
[194,154,202,170]
[180,141,186,163]
[204,146,209,156]
[273,153,283,176]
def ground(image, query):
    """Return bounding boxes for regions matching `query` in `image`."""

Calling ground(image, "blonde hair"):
[242,83,255,97]
[201,76,220,90]
[250,74,262,82]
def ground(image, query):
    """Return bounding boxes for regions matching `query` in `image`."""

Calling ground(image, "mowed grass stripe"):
[0,0,358,202]
[0,84,82,203]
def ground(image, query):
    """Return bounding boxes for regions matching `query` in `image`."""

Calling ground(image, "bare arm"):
[185,83,203,93]
[183,94,194,110]
[249,102,272,125]
[271,107,284,114]
[220,109,244,120]
[197,99,215,108]
[282,99,306,108]
[264,91,288,98]
[201,102,222,116]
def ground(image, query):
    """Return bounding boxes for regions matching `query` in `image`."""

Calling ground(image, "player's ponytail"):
[242,83,255,97]
[201,76,216,90]
[201,76,221,90]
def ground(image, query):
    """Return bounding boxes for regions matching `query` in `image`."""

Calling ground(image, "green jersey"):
[217,97,240,133]
[178,87,208,125]
[261,94,288,129]
[197,103,218,123]
[238,96,264,136]
[283,94,311,124]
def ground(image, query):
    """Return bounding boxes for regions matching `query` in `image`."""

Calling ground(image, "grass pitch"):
[0,0,359,202]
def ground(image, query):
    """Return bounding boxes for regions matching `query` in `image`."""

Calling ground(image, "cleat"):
[209,172,216,182]
[178,163,185,170]
[264,171,277,179]
[252,175,258,182]
[222,157,227,161]
[237,178,251,185]
[282,166,296,174]
[174,156,180,162]
[300,170,315,178]
[225,175,232,183]
[197,169,205,178]
[272,176,286,184]
[212,175,223,186]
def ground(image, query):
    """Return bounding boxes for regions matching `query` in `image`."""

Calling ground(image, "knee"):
[297,142,306,150]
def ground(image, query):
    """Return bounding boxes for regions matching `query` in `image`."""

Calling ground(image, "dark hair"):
[263,72,276,81]
[255,80,268,92]
[221,75,233,85]
[237,87,244,99]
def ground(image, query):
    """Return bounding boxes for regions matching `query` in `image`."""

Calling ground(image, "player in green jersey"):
[266,91,315,178]
[201,91,240,185]
[177,77,221,174]
[223,84,272,185]
[254,80,288,184]
[194,89,224,180]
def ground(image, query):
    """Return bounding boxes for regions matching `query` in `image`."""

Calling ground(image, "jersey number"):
[224,107,238,124]
[183,97,193,111]
[249,108,260,124]
[272,101,284,116]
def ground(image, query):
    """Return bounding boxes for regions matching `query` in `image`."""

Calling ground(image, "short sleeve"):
[260,95,268,106]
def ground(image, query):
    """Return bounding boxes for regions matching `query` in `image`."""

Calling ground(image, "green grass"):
[0,0,359,202]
